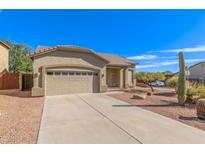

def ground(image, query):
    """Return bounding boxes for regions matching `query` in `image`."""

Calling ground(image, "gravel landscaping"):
[0,90,44,144]
[107,87,205,132]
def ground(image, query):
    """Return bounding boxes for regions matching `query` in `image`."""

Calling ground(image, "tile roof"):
[35,45,83,53]
[189,61,205,69]
[0,39,10,49]
[35,46,51,53]
[96,53,136,66]
[32,45,137,66]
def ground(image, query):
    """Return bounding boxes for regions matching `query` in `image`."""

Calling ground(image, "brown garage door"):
[46,70,99,96]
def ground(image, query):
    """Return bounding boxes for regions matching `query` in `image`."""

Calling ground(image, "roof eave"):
[107,63,134,67]
[30,46,110,63]
[0,40,10,49]
[189,61,205,69]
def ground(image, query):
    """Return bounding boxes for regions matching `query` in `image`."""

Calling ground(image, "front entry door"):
[110,72,118,87]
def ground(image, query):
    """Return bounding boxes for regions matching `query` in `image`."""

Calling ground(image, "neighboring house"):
[30,45,137,96]
[0,39,10,72]
[187,62,205,83]
[173,62,205,83]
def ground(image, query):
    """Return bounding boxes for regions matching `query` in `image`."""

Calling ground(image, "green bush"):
[185,84,205,104]
[186,86,198,97]
[195,85,205,98]
[166,77,205,104]
[166,77,190,93]
[165,77,178,88]
[186,86,199,104]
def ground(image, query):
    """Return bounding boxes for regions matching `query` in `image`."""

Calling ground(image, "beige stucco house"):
[187,62,205,83]
[31,45,137,96]
[0,39,9,72]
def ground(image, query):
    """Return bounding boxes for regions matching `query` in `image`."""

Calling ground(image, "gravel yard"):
[107,87,205,132]
[0,90,44,144]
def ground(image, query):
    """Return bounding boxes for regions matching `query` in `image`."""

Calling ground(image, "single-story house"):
[173,62,205,83]
[0,39,10,72]
[31,45,137,96]
[187,62,205,83]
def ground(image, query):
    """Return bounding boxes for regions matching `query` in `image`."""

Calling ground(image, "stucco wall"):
[32,50,108,96]
[124,67,135,88]
[0,44,9,72]
[106,68,121,87]
[188,63,205,80]
[106,66,135,89]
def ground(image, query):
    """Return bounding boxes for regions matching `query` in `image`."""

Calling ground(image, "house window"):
[82,72,87,76]
[93,72,98,76]
[54,72,61,76]
[69,72,75,76]
[88,72,92,76]
[62,72,68,76]
[76,72,81,76]
[47,72,54,75]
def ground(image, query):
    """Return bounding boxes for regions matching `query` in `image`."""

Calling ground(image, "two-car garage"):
[45,68,99,96]
[31,46,136,97]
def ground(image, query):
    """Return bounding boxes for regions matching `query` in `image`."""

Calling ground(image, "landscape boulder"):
[196,99,205,120]
[132,92,147,99]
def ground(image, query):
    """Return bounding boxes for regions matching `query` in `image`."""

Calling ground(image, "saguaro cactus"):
[178,52,187,104]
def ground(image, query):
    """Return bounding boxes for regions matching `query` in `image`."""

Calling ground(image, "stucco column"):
[99,67,107,92]
[133,68,136,87]
[120,68,124,88]
[33,72,39,88]
[42,66,46,95]
[32,66,45,97]
[124,67,129,89]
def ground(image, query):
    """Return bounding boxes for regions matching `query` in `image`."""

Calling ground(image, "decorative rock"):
[147,92,152,96]
[196,99,205,120]
[133,92,147,99]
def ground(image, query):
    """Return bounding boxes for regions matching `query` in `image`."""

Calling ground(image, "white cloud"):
[127,54,157,60]
[137,59,203,69]
[155,45,205,53]
[137,64,159,68]
[127,55,178,61]
[158,56,178,59]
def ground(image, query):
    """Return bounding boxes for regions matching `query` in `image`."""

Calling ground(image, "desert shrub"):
[195,85,205,98]
[185,83,205,103]
[166,77,190,93]
[186,86,199,104]
[186,86,198,97]
[165,77,178,88]
[135,72,166,92]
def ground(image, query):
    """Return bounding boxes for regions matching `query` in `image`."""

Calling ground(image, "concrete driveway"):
[38,93,205,144]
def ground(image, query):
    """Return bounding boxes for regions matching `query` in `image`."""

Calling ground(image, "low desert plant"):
[165,77,178,88]
[165,77,189,93]
[135,72,166,92]
[186,86,198,97]
[196,85,205,98]
[186,86,199,104]
[185,84,205,103]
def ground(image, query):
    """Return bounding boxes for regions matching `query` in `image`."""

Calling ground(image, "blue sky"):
[1,9,205,72]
